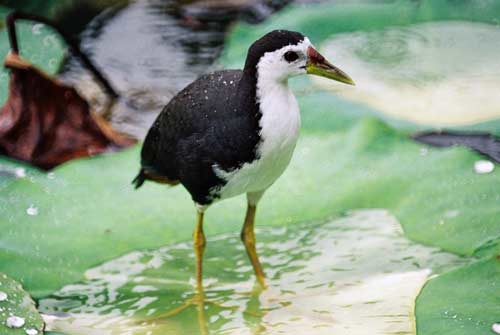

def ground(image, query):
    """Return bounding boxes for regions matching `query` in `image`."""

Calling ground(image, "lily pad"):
[416,256,500,335]
[39,210,467,335]
[222,0,500,134]
[0,116,499,300]
[0,6,66,105]
[0,272,44,335]
[315,21,500,126]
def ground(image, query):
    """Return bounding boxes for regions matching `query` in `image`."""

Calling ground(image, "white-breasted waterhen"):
[133,30,354,291]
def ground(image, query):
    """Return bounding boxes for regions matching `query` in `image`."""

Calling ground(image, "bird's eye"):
[284,51,299,63]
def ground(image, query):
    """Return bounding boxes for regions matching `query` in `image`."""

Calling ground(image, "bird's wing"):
[140,70,261,184]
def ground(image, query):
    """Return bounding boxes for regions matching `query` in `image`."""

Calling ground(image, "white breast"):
[213,79,301,201]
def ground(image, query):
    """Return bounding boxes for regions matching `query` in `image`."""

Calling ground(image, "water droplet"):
[31,23,44,35]
[474,160,494,174]
[444,210,459,218]
[47,172,55,179]
[492,323,500,334]
[25,329,39,335]
[6,316,25,328]
[42,35,57,48]
[15,168,26,178]
[48,58,57,70]
[419,148,428,156]
[205,96,208,100]
[26,205,38,216]
[0,291,7,301]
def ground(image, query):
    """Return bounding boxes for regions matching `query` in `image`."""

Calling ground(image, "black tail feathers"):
[132,169,146,189]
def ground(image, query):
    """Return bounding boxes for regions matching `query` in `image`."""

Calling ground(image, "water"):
[26,205,38,216]
[58,0,292,139]
[40,210,468,335]
[474,160,494,174]
[6,315,25,328]
[316,21,500,126]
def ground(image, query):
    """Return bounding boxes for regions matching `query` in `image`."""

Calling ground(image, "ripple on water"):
[39,210,468,335]
[315,21,500,125]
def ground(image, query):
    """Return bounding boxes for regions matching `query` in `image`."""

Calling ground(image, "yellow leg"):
[241,204,267,288]
[194,210,209,335]
[194,210,206,293]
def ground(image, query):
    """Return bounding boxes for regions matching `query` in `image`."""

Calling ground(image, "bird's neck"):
[253,66,297,117]
[238,66,300,129]
[253,66,301,157]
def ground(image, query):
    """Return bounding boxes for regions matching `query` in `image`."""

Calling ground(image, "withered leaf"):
[0,53,136,170]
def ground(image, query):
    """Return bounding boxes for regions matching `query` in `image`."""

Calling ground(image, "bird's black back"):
[138,70,262,204]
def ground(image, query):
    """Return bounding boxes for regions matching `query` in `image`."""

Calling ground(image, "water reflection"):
[39,210,468,335]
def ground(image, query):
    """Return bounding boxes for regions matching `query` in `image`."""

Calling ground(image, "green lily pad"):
[0,272,44,335]
[416,256,500,335]
[39,210,467,335]
[316,21,500,127]
[0,116,498,300]
[222,0,500,134]
[0,6,66,105]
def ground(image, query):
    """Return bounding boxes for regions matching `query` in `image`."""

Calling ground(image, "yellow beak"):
[306,46,355,86]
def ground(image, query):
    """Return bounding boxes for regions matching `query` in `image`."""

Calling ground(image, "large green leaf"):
[0,273,44,335]
[222,0,500,134]
[1,116,498,299]
[39,210,467,335]
[0,6,66,105]
[416,257,500,335]
[223,0,500,68]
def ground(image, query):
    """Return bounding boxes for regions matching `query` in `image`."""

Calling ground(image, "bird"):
[133,29,354,291]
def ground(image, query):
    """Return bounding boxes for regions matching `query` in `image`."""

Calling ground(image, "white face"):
[256,38,312,82]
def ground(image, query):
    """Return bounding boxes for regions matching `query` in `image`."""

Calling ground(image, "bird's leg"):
[193,209,209,335]
[138,207,237,327]
[241,192,267,288]
[193,209,206,293]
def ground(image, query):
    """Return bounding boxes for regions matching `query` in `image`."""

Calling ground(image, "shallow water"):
[40,210,468,335]
[316,21,500,125]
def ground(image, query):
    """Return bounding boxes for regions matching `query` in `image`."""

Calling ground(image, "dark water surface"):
[57,0,293,138]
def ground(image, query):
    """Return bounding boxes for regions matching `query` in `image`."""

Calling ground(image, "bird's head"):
[244,30,354,86]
